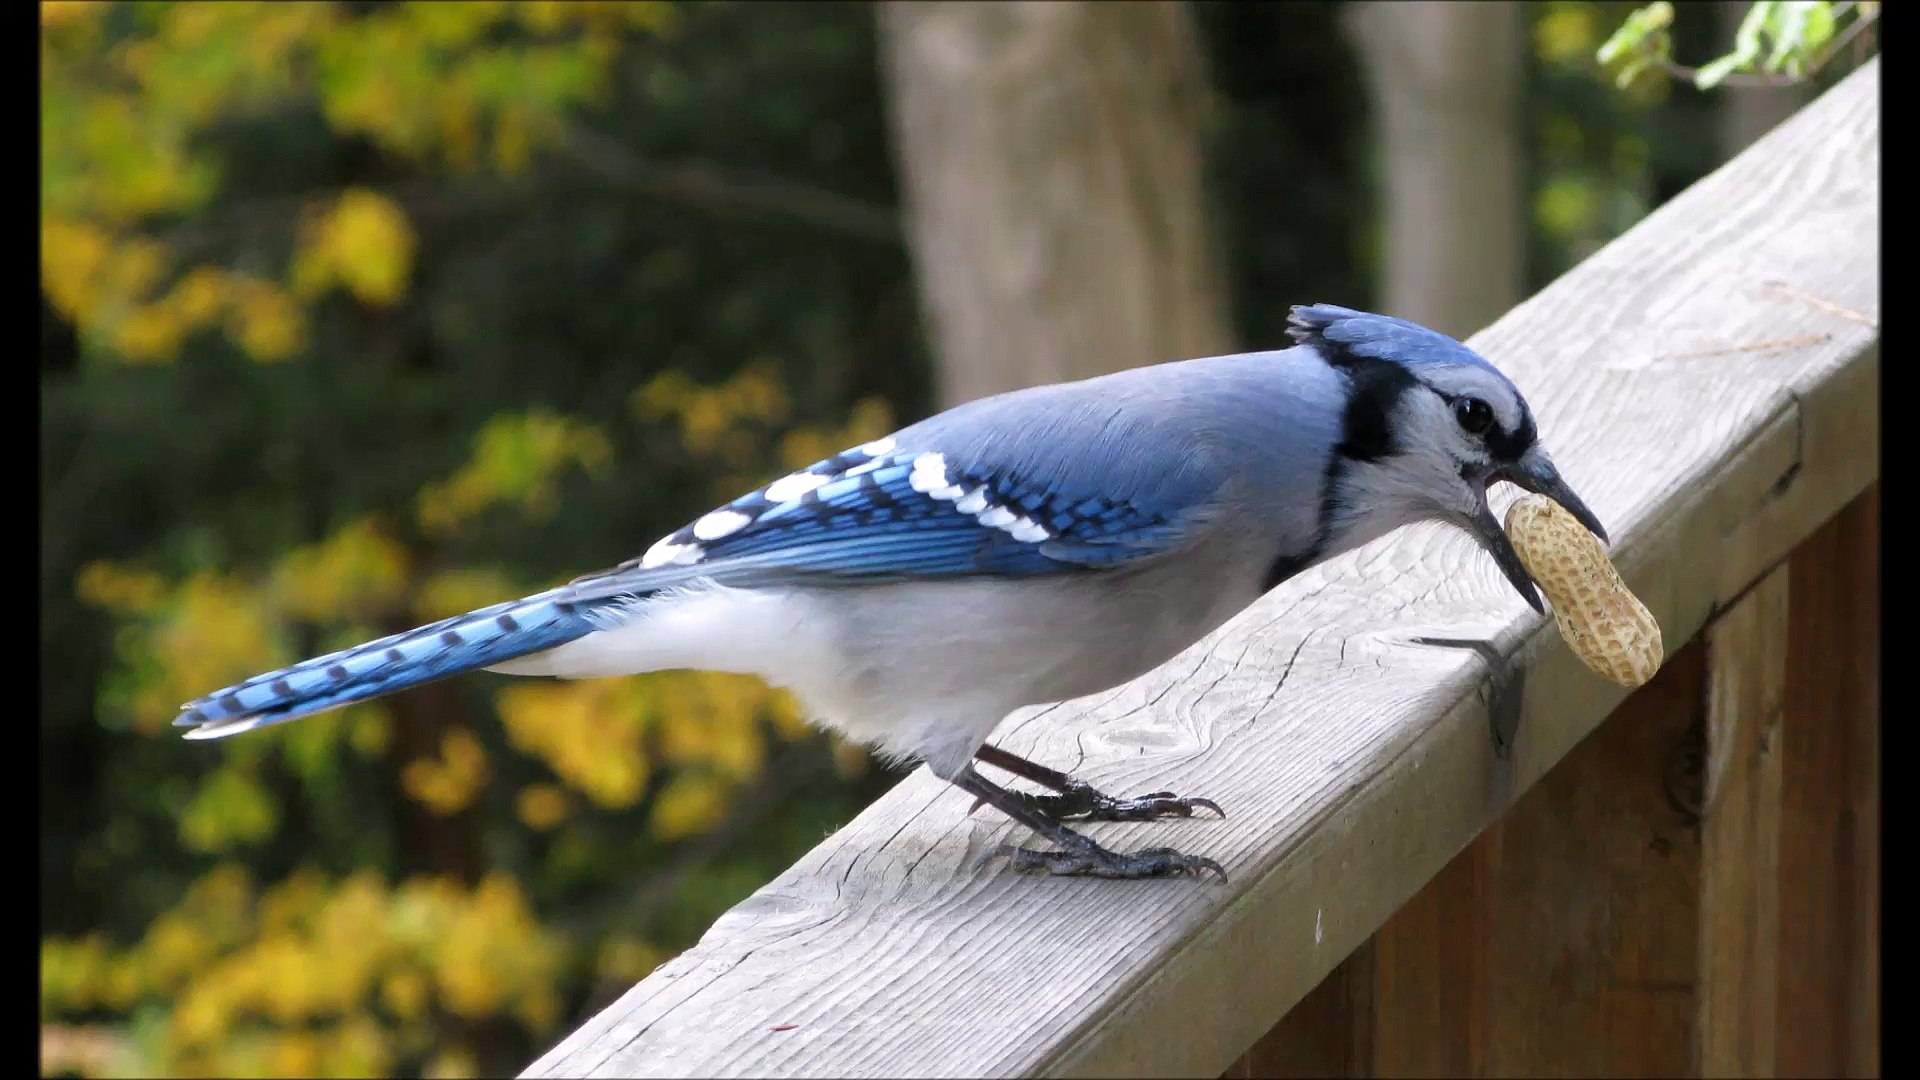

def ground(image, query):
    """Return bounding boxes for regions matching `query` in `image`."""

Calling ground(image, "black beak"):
[1501,453,1608,544]
[1465,493,1545,614]
[1464,451,1607,614]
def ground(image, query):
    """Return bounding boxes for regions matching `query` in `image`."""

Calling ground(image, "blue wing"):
[565,436,1218,602]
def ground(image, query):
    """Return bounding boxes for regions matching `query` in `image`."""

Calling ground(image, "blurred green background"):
[38,2,1873,1076]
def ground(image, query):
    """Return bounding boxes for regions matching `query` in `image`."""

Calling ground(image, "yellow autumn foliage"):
[292,189,418,307]
[647,772,731,842]
[417,411,612,534]
[497,679,650,808]
[515,784,570,831]
[595,935,663,986]
[81,514,418,735]
[647,671,785,781]
[123,570,287,733]
[60,358,884,1073]
[272,516,412,624]
[41,0,668,367]
[46,864,570,1078]
[412,567,522,622]
[179,762,281,853]
[635,362,792,461]
[401,728,491,816]
[75,560,169,614]
[777,395,897,471]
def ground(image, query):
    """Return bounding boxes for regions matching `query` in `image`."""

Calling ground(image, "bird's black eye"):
[1454,397,1494,435]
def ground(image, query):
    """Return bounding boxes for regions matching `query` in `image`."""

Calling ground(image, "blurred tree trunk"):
[877,0,1235,406]
[1344,1,1523,340]
[1718,1,1810,158]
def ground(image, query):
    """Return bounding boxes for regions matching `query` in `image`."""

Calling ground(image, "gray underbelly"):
[809,556,1264,716]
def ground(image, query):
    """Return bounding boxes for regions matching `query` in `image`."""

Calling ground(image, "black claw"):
[1016,781,1229,823]
[1185,797,1227,819]
[978,841,1229,883]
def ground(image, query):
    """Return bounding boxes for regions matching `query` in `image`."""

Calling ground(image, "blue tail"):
[174,589,606,740]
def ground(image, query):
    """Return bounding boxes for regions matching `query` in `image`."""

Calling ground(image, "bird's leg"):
[946,764,1227,882]
[971,743,1226,822]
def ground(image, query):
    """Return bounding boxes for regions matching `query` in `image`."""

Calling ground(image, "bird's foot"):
[973,781,1225,823]
[978,837,1227,882]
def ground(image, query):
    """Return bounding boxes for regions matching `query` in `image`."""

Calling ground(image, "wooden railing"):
[524,59,1879,1079]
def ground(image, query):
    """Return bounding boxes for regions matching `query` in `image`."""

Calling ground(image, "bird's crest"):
[1286,303,1500,376]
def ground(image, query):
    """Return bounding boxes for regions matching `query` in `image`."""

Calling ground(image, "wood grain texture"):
[523,61,1879,1080]
[1232,941,1375,1079]
[1364,640,1708,1079]
[1777,490,1880,1078]
[1698,570,1790,1077]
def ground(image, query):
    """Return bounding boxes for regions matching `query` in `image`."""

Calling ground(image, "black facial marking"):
[1433,388,1535,463]
[1262,344,1415,594]
[1328,355,1418,463]
[1485,406,1536,462]
[1262,551,1314,594]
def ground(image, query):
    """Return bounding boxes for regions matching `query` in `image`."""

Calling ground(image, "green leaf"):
[1735,0,1777,59]
[1801,1,1837,49]
[1694,53,1746,90]
[1765,5,1801,72]
[1759,1,1840,77]
[1691,0,1777,87]
[1596,2,1674,64]
[1595,19,1650,64]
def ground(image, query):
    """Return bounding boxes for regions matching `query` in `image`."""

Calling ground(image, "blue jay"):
[176,305,1603,882]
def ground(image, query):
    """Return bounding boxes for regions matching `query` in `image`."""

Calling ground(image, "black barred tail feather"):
[173,589,610,741]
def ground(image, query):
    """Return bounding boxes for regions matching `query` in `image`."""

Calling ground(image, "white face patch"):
[640,536,706,569]
[692,509,753,540]
[1414,365,1525,436]
[765,471,829,503]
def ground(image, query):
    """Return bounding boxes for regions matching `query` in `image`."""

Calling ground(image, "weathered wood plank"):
[1777,489,1880,1078]
[1232,941,1375,1078]
[1235,550,1858,1080]
[1363,640,1707,1079]
[1698,570,1790,1076]
[1359,823,1494,1078]
[523,60,1879,1080]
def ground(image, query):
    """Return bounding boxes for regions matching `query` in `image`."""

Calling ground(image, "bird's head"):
[1288,303,1606,613]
